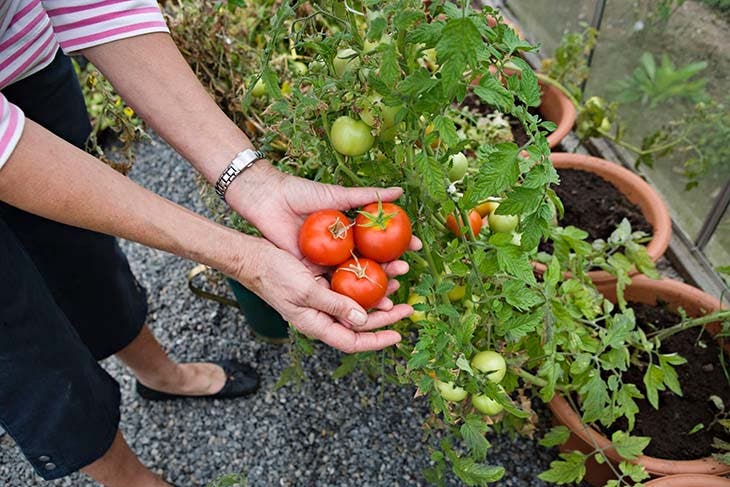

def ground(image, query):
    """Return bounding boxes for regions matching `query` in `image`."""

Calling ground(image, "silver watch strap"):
[214,148,265,200]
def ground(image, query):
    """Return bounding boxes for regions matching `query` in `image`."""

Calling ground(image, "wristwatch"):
[214,148,266,201]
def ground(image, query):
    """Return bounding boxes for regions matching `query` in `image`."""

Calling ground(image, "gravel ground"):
[2,134,617,487]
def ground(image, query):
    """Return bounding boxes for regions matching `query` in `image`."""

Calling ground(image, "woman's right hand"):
[235,239,412,353]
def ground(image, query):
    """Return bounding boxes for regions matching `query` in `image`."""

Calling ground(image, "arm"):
[79,33,421,262]
[0,120,408,352]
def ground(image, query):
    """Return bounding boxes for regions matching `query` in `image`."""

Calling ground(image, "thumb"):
[333,185,403,210]
[305,282,368,328]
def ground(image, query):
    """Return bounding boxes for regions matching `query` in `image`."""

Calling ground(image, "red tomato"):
[298,210,354,266]
[331,257,388,309]
[354,202,412,262]
[445,210,482,238]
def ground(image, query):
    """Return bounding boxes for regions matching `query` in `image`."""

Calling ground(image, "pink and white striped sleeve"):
[0,95,25,171]
[41,0,169,53]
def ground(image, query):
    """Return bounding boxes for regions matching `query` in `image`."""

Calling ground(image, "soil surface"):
[461,93,535,146]
[606,302,730,460]
[540,168,653,254]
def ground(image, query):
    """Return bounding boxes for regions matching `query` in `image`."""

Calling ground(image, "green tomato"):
[471,350,507,383]
[330,116,374,156]
[291,61,308,75]
[447,285,466,302]
[407,293,428,322]
[472,394,504,415]
[435,379,468,402]
[250,78,266,97]
[360,97,401,130]
[333,48,360,77]
[488,208,519,234]
[448,152,468,181]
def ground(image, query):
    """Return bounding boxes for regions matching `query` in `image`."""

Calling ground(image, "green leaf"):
[208,473,246,487]
[511,58,541,107]
[643,364,665,409]
[580,372,609,424]
[497,186,545,216]
[415,152,453,213]
[379,44,401,86]
[474,75,513,112]
[539,426,571,447]
[460,415,491,461]
[611,431,651,460]
[463,143,520,208]
[332,354,359,379]
[496,244,537,285]
[499,310,542,341]
[538,452,587,484]
[503,280,544,310]
[433,115,460,147]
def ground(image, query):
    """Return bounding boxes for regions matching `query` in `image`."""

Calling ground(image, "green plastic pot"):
[187,265,289,343]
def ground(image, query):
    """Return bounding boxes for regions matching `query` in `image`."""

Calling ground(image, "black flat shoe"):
[136,359,259,401]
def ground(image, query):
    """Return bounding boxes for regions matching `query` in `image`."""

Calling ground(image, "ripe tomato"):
[331,257,387,309]
[331,116,375,156]
[435,379,468,402]
[354,202,412,262]
[408,293,428,322]
[471,350,507,383]
[446,210,482,238]
[333,48,360,77]
[472,393,504,416]
[298,210,354,266]
[448,152,468,181]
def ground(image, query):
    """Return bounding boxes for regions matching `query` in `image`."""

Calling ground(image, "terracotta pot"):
[533,152,672,285]
[549,277,730,486]
[645,474,730,486]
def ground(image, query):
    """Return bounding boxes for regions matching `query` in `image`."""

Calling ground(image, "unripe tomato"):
[435,379,468,402]
[250,78,266,97]
[354,202,412,262]
[291,61,308,75]
[448,153,468,181]
[331,116,375,156]
[298,210,354,266]
[331,257,387,309]
[488,210,519,234]
[447,285,466,302]
[472,394,504,415]
[471,350,507,383]
[446,210,482,238]
[360,97,401,130]
[333,48,360,77]
[408,293,428,322]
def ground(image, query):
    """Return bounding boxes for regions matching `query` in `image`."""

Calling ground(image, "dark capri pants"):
[0,48,148,480]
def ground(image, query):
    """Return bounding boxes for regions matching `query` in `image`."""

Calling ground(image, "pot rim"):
[644,473,730,486]
[548,276,730,477]
[534,152,672,284]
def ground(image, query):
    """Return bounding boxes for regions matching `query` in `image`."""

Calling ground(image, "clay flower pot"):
[540,80,576,148]
[548,277,730,486]
[645,474,730,486]
[534,152,672,285]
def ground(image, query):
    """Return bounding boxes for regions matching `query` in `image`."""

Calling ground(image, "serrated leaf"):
[539,426,571,447]
[538,452,587,484]
[415,152,453,212]
[643,364,665,409]
[379,44,401,86]
[611,431,651,460]
[498,186,545,216]
[433,115,460,147]
[463,143,520,208]
[474,75,513,112]
[580,372,609,423]
[503,280,544,310]
[496,245,537,285]
[460,416,491,461]
[511,57,541,107]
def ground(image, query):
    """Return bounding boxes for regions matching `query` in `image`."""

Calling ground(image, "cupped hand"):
[237,239,412,353]
[227,165,422,270]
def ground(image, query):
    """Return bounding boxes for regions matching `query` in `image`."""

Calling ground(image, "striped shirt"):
[0,0,169,169]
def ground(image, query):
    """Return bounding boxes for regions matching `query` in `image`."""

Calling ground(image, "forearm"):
[80,33,279,197]
[0,120,262,282]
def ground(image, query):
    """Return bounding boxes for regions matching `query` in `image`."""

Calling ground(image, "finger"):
[385,279,400,296]
[374,296,394,311]
[304,281,369,328]
[320,323,402,353]
[408,235,423,251]
[331,185,404,210]
[314,275,331,289]
[352,304,413,331]
[381,260,409,277]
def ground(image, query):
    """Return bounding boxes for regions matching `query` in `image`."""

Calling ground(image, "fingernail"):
[348,309,367,326]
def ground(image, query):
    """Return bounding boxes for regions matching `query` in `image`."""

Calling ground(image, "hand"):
[236,238,411,353]
[227,163,422,269]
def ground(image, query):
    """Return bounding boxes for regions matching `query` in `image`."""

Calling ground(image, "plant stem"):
[650,310,730,342]
[534,72,581,107]
[596,128,681,156]
[516,368,573,392]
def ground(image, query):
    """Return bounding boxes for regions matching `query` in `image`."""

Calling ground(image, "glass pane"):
[705,210,730,270]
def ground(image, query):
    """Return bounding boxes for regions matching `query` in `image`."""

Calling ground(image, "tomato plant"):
[354,201,412,262]
[298,209,354,266]
[446,210,482,238]
[330,116,375,156]
[331,256,387,309]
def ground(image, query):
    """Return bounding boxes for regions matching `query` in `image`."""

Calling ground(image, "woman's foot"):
[138,362,227,396]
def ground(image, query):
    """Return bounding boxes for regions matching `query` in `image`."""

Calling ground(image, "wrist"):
[225,159,287,217]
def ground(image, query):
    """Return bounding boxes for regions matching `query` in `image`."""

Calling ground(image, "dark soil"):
[606,302,730,460]
[539,169,653,254]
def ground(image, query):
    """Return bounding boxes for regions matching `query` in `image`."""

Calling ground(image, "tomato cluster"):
[298,202,412,309]
[436,350,508,417]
